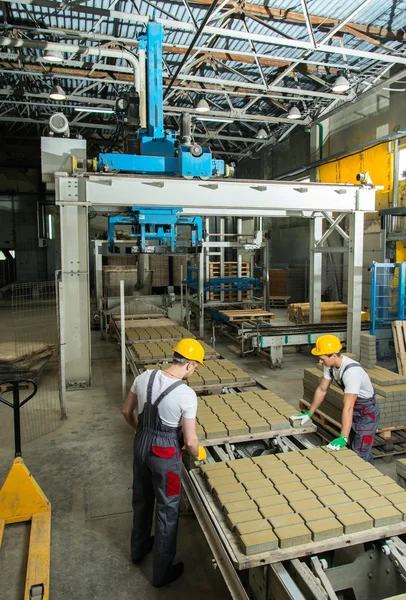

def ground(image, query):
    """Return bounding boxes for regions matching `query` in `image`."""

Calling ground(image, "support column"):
[60,203,91,389]
[347,211,364,358]
[237,218,242,302]
[309,216,323,323]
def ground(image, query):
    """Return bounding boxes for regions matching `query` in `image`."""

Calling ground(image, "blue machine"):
[98,20,226,179]
[184,263,261,295]
[107,207,202,253]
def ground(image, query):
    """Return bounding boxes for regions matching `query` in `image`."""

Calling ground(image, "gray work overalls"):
[131,370,184,586]
[329,362,380,463]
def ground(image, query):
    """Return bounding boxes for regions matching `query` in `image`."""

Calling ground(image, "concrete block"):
[201,462,230,476]
[331,502,361,516]
[297,468,326,481]
[358,496,392,511]
[227,509,262,530]
[236,471,266,483]
[302,477,332,490]
[260,503,294,519]
[300,507,334,523]
[268,513,304,529]
[366,506,402,527]
[371,483,405,496]
[328,473,359,485]
[357,469,382,480]
[229,459,256,473]
[338,479,370,492]
[239,530,279,555]
[313,484,342,497]
[267,472,300,485]
[206,474,237,491]
[274,524,312,549]
[395,502,406,521]
[346,488,380,502]
[246,485,279,500]
[242,478,276,491]
[319,492,352,507]
[283,490,316,504]
[307,517,343,542]
[236,519,272,537]
[275,482,307,494]
[213,482,244,496]
[385,492,406,505]
[223,499,257,514]
[292,498,323,513]
[217,491,249,506]
[255,495,289,509]
[337,511,373,534]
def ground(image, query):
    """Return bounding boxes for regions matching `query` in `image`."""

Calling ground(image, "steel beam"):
[347,210,364,358]
[68,176,376,216]
[309,216,323,323]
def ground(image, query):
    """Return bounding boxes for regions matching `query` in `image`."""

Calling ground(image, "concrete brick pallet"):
[141,359,254,390]
[125,325,193,342]
[131,340,218,363]
[199,447,406,557]
[196,390,307,441]
[303,366,406,430]
[396,459,406,489]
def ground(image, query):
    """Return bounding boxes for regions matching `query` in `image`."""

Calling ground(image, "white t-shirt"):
[323,356,374,399]
[131,369,197,428]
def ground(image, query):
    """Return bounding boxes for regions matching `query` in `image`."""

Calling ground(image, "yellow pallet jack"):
[0,380,51,600]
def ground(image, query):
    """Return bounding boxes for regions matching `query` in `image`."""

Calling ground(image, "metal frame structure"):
[1,1,406,157]
[55,168,375,389]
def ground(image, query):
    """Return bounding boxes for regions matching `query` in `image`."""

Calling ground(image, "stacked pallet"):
[106,255,137,266]
[131,339,217,363]
[360,333,377,368]
[173,255,187,287]
[208,262,252,301]
[195,390,306,441]
[303,364,406,429]
[396,458,406,489]
[149,255,170,287]
[199,447,406,556]
[392,321,406,376]
[289,301,347,324]
[102,266,137,297]
[141,359,253,390]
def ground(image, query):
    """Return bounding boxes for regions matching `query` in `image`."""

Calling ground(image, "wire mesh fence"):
[0,281,65,449]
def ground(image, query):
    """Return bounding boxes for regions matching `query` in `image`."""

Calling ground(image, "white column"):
[309,216,323,323]
[347,210,364,358]
[60,203,91,388]
[199,249,205,338]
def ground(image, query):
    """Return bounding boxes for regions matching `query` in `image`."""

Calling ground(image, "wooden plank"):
[393,321,406,376]
[190,470,406,570]
[200,424,317,447]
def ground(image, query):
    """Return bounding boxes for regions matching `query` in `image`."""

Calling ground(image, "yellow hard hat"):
[173,338,205,366]
[311,334,342,356]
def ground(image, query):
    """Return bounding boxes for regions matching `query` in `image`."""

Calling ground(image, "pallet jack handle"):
[0,380,37,457]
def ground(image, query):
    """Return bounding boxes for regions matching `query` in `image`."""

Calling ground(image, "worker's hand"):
[196,446,207,461]
[327,435,348,451]
[290,411,312,426]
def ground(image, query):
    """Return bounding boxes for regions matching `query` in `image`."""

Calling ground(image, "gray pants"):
[350,399,380,463]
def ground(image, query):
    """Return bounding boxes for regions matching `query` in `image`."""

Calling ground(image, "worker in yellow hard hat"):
[291,334,380,462]
[122,338,206,587]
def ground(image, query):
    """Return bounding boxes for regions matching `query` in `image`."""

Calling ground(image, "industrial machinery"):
[97,20,226,180]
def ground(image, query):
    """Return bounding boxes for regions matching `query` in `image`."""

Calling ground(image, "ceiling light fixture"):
[195,94,210,113]
[255,128,268,139]
[49,85,66,101]
[74,106,115,114]
[332,75,350,92]
[287,106,301,120]
[196,116,234,123]
[43,49,64,63]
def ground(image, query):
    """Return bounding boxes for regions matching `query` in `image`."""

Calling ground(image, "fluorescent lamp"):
[332,75,350,92]
[49,85,66,101]
[255,128,268,139]
[195,96,210,113]
[74,106,115,114]
[382,86,406,92]
[43,49,64,63]
[197,116,234,123]
[48,214,53,240]
[287,106,301,120]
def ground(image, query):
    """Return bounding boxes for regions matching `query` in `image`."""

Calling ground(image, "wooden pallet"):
[209,262,251,278]
[189,470,406,570]
[269,296,291,308]
[216,309,275,322]
[392,320,406,376]
[209,291,253,301]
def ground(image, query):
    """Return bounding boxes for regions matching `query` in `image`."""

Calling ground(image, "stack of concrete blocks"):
[360,333,377,368]
[142,359,253,389]
[200,447,406,556]
[125,325,192,342]
[132,340,217,363]
[196,390,306,440]
[303,363,406,429]
[396,458,406,489]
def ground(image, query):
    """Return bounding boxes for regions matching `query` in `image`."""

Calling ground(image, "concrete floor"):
[0,305,401,599]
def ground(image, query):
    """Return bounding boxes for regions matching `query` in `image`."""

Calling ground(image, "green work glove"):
[290,411,312,426]
[327,435,348,451]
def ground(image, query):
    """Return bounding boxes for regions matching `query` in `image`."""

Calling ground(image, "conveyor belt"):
[228,321,370,336]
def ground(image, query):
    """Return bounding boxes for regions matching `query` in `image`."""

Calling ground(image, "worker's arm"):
[309,377,332,414]
[122,390,138,430]
[182,417,199,459]
[341,393,357,438]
